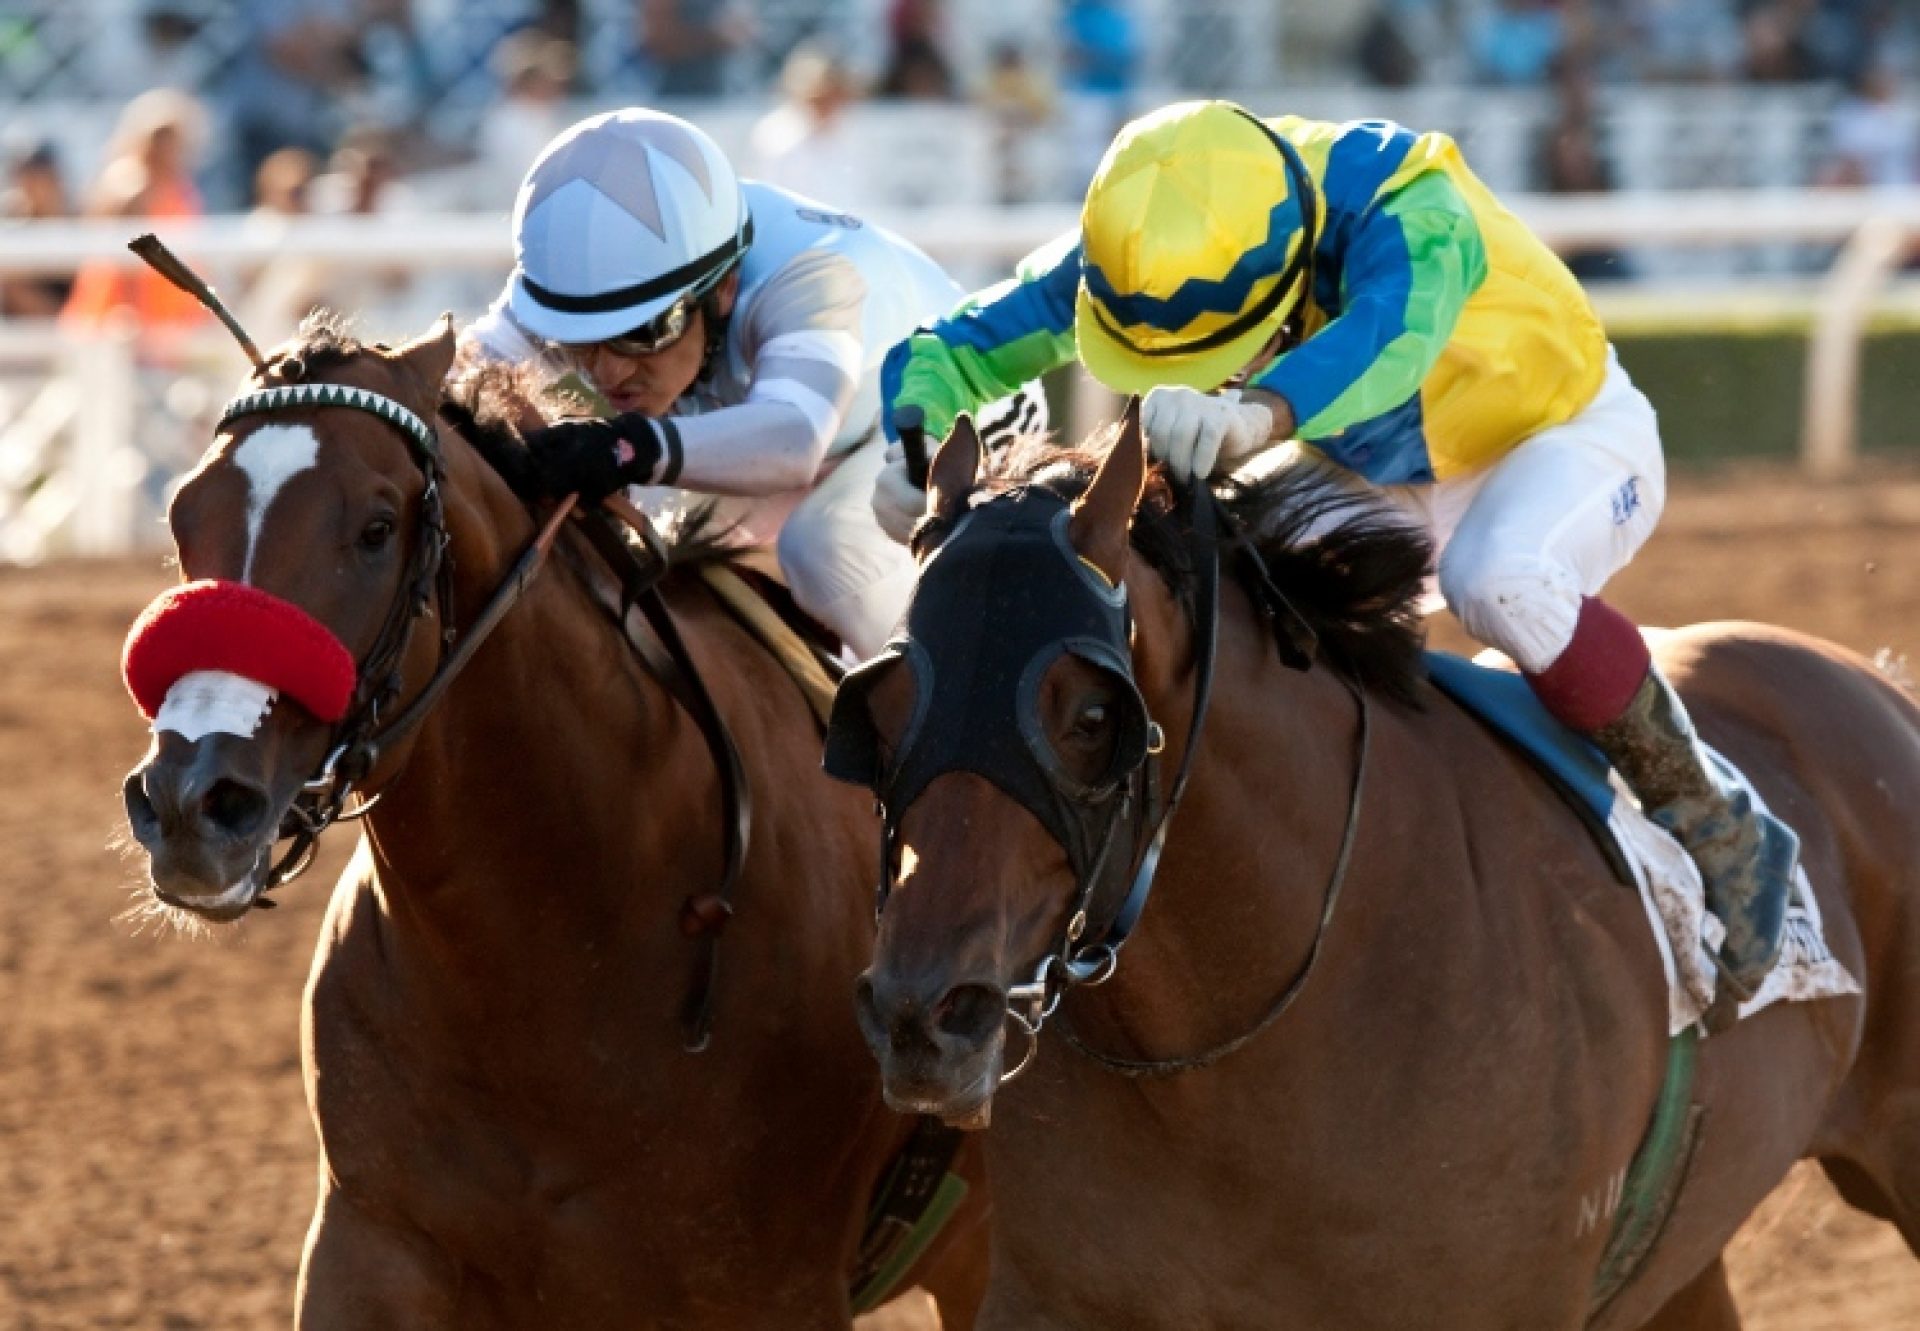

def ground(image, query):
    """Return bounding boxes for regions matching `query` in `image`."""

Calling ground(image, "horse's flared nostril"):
[123,770,162,843]
[196,777,270,841]
[932,983,1006,1048]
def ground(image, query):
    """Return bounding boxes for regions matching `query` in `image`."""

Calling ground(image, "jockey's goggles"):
[560,260,737,359]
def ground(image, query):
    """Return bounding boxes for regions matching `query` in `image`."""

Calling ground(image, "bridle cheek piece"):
[825,488,1197,1081]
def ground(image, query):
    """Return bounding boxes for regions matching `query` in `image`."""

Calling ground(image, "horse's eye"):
[358,517,396,552]
[1070,702,1110,739]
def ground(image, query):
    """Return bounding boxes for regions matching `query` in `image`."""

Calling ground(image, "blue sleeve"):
[1252,173,1485,464]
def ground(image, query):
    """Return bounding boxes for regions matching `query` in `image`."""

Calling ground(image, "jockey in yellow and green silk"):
[878,99,1798,994]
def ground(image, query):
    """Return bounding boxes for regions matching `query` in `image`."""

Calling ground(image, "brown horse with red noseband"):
[119,316,986,1329]
[840,407,1920,1330]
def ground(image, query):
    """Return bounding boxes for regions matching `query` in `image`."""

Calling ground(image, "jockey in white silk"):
[466,108,1044,658]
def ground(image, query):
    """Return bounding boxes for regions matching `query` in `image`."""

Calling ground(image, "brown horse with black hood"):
[832,404,1920,1329]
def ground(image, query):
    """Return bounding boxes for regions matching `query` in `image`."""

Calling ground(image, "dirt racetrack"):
[4,462,1920,1329]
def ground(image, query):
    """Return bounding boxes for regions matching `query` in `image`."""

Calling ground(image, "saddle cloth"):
[1428,651,1860,1035]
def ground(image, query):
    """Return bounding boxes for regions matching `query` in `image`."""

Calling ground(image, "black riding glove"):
[524,413,666,502]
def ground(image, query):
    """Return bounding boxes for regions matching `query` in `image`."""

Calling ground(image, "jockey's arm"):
[1247,172,1482,481]
[881,230,1081,444]
[463,251,869,499]
[666,247,866,495]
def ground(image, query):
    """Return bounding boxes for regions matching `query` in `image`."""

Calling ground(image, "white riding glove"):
[1141,386,1275,483]
[873,442,924,546]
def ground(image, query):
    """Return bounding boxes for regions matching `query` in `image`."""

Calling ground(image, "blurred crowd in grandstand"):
[2,0,1918,326]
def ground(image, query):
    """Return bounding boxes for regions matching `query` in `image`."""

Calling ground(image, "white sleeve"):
[461,281,541,364]
[668,247,869,495]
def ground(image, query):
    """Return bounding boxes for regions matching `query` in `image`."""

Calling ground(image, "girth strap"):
[575,504,753,1053]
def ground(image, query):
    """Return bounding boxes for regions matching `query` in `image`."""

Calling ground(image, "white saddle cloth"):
[1608,746,1860,1035]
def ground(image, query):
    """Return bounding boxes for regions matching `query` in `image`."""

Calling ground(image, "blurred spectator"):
[746,44,869,205]
[309,127,417,314]
[476,32,576,196]
[1628,0,1743,81]
[981,42,1055,203]
[1538,63,1634,280]
[251,148,318,217]
[638,0,754,97]
[878,0,958,100]
[310,127,420,217]
[240,149,327,334]
[62,89,209,338]
[1471,0,1567,85]
[1742,0,1878,83]
[1819,62,1918,186]
[223,1,369,190]
[1356,2,1424,88]
[1,137,74,319]
[1060,0,1139,186]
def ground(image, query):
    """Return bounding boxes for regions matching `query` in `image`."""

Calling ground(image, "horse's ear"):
[926,413,982,523]
[1069,396,1145,584]
[389,314,458,401]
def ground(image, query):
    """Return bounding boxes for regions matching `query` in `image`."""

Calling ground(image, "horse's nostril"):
[123,770,161,839]
[934,983,1006,1047]
[198,777,269,840]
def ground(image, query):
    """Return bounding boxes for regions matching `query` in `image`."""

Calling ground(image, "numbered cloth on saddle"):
[824,490,1151,867]
[123,579,357,723]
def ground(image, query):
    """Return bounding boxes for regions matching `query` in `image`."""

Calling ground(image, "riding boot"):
[1590,666,1799,996]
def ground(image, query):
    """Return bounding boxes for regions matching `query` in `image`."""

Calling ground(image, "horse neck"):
[1067,566,1380,1059]
[361,453,751,961]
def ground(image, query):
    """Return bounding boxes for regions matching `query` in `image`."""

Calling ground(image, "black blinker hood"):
[824,488,1151,880]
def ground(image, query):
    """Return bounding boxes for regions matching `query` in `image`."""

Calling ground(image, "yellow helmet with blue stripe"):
[1076,100,1318,396]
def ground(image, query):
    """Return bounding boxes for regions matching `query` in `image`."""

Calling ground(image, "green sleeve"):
[882,231,1082,442]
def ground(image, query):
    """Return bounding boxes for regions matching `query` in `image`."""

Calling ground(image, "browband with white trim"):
[220,383,440,462]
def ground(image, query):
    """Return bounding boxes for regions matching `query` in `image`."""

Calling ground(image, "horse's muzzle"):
[123,736,279,920]
[855,968,1007,1127]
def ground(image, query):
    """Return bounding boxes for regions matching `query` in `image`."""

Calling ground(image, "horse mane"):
[248,311,729,566]
[972,426,1434,704]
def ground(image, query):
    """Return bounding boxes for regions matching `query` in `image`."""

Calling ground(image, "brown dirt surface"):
[2,463,1917,1328]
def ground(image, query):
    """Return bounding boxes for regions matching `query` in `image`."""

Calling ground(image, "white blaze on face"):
[154,670,278,741]
[232,422,321,582]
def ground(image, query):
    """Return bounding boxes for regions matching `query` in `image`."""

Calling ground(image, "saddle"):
[1424,650,1633,886]
[695,548,843,729]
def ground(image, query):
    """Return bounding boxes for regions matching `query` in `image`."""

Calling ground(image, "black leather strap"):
[574,507,753,1052]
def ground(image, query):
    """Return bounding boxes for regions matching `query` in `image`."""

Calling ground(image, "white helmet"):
[507,109,751,346]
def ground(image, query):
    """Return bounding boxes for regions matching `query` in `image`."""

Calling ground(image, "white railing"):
[4,187,1919,560]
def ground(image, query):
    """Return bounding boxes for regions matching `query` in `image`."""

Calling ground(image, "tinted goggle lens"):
[563,295,693,358]
[561,262,734,359]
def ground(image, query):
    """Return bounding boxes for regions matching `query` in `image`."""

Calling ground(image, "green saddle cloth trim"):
[849,1171,970,1314]
[1589,1026,1705,1321]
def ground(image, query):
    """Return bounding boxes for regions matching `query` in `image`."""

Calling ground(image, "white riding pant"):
[1374,347,1666,674]
[777,433,917,659]
[782,383,1049,655]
